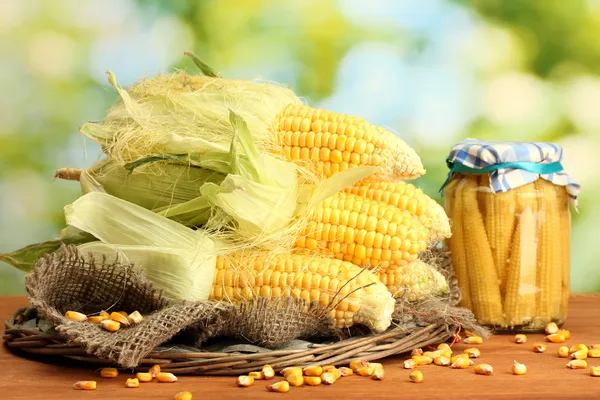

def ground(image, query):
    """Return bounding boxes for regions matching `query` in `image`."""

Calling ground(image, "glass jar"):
[442,140,579,332]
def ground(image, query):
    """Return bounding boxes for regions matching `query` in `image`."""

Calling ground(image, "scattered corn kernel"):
[464,348,481,358]
[266,381,290,393]
[512,361,527,375]
[412,356,433,365]
[356,366,375,377]
[514,334,527,344]
[474,364,493,376]
[100,310,110,319]
[303,365,323,377]
[100,319,120,332]
[88,316,107,324]
[65,311,87,322]
[571,349,588,360]
[262,364,275,380]
[423,350,442,359]
[109,312,130,327]
[349,360,369,371]
[371,366,384,381]
[304,376,322,386]
[157,372,178,383]
[136,372,153,382]
[546,333,566,343]
[532,343,547,353]
[321,372,337,385]
[469,359,476,366]
[249,371,265,380]
[409,370,423,383]
[125,378,140,388]
[285,374,304,387]
[557,329,571,340]
[451,354,469,363]
[338,367,353,377]
[590,344,600,350]
[450,357,470,369]
[570,344,589,354]
[464,336,483,345]
[150,364,161,378]
[437,343,451,351]
[127,311,144,324]
[464,330,476,337]
[403,359,417,369]
[590,366,600,377]
[439,349,452,358]
[322,366,341,380]
[236,375,254,387]
[588,349,600,358]
[73,381,96,390]
[434,357,450,366]
[411,348,424,357]
[117,311,128,317]
[369,362,383,369]
[280,367,302,377]
[174,391,193,400]
[566,360,587,369]
[545,322,559,335]
[558,346,570,357]
[100,367,119,378]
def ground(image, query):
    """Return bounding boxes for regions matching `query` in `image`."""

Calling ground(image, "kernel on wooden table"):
[125,378,140,388]
[450,353,469,363]
[281,367,302,377]
[338,367,353,377]
[249,371,265,380]
[150,364,161,378]
[157,372,178,383]
[304,376,322,386]
[570,344,588,354]
[136,372,153,382]
[174,391,193,400]
[434,356,450,366]
[463,335,483,345]
[371,366,384,381]
[73,381,96,390]
[437,343,452,351]
[532,343,547,353]
[412,355,433,365]
[403,359,417,369]
[303,366,323,377]
[262,364,275,380]
[588,349,600,358]
[349,360,369,371]
[266,381,290,393]
[591,366,600,377]
[409,370,423,383]
[514,334,527,344]
[100,367,119,378]
[557,329,570,339]
[464,348,481,358]
[512,361,527,375]
[356,366,375,377]
[236,375,254,387]
[411,348,424,357]
[285,374,303,387]
[570,349,588,360]
[474,364,494,376]
[546,333,566,343]
[558,346,570,357]
[450,357,470,369]
[321,372,337,385]
[545,322,559,335]
[566,360,587,369]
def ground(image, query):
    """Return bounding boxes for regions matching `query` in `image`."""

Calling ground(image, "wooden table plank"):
[1,294,599,399]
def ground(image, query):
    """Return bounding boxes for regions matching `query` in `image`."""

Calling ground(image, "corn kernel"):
[371,366,384,381]
[474,364,493,376]
[423,350,442,359]
[514,334,527,344]
[566,360,587,369]
[464,330,476,337]
[125,378,139,388]
[262,364,275,380]
[266,381,290,393]
[409,370,423,383]
[450,354,469,363]
[236,375,254,387]
[127,311,144,324]
[571,349,588,360]
[322,366,341,380]
[174,391,193,400]
[65,311,87,322]
[157,372,178,383]
[338,367,353,377]
[73,381,96,390]
[88,316,108,324]
[464,348,481,358]
[285,374,303,387]
[464,336,483,345]
[249,371,265,380]
[321,372,337,384]
[570,344,589,354]
[150,364,161,378]
[589,349,600,358]
[304,376,322,386]
[100,319,120,332]
[356,366,375,377]
[117,311,128,317]
[100,367,119,378]
[558,346,570,357]
[437,343,451,351]
[434,357,450,366]
[590,366,600,377]
[303,365,323,377]
[546,333,566,343]
[545,322,559,335]
[136,372,153,382]
[349,360,369,371]
[512,361,527,375]
[557,329,571,340]
[439,349,452,358]
[590,344,600,350]
[411,355,433,365]
[281,367,303,377]
[411,348,424,357]
[100,310,110,319]
[110,312,130,326]
[403,359,417,369]
[450,357,470,369]
[532,343,547,353]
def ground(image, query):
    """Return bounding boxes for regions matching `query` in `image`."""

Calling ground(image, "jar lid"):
[441,139,580,205]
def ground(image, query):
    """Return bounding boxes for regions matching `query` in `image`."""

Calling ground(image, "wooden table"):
[1,294,599,399]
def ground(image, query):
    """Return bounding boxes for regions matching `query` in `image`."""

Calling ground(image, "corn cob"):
[209,252,395,332]
[345,181,451,241]
[376,260,449,301]
[275,105,425,181]
[461,176,503,325]
[294,192,430,270]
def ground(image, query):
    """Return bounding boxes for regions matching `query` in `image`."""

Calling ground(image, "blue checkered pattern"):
[447,139,580,202]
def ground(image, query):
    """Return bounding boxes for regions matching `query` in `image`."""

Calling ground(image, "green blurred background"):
[0,0,598,294]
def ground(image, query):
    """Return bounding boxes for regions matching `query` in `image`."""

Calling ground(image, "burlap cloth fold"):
[25,245,336,368]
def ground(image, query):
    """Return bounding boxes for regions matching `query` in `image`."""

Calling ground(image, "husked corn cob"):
[295,192,430,270]
[376,260,449,301]
[346,181,451,241]
[209,252,395,332]
[275,105,425,181]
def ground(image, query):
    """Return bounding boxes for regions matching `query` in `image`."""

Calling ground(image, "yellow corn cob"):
[461,176,503,325]
[209,252,395,332]
[345,181,451,241]
[376,260,449,301]
[295,192,430,270]
[275,105,425,181]
[479,174,516,298]
[444,178,472,310]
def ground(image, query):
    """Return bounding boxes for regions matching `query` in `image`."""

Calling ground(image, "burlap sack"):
[25,245,336,368]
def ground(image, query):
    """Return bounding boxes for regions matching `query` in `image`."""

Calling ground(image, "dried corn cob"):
[209,252,394,332]
[345,181,450,241]
[376,260,449,301]
[295,192,430,270]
